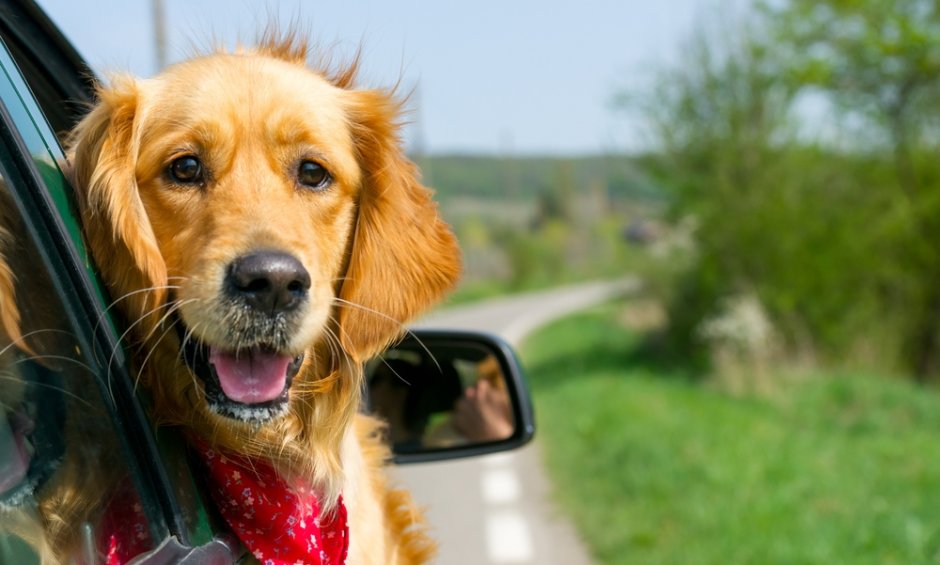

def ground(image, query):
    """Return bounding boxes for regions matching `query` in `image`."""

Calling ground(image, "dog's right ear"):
[68,77,167,321]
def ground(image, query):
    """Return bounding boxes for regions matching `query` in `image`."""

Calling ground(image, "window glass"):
[0,170,157,562]
[0,30,218,550]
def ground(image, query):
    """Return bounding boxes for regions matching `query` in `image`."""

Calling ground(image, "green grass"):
[520,303,940,564]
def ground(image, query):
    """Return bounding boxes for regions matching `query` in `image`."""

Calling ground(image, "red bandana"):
[95,442,347,565]
[193,441,349,565]
[100,481,153,564]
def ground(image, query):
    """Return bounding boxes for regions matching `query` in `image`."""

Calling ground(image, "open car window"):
[0,155,161,562]
[0,17,222,563]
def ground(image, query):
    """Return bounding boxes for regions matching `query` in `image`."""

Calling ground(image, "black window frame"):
[0,89,179,547]
[0,0,196,548]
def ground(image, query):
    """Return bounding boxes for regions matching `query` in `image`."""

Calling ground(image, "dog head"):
[67,37,460,439]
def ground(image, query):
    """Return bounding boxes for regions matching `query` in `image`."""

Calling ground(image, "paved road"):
[392,278,639,565]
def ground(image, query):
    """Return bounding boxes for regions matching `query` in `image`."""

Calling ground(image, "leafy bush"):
[626,1,940,378]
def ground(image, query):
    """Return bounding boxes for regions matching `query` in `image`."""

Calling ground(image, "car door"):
[0,1,239,563]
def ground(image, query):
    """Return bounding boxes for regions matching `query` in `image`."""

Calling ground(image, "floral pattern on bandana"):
[100,481,153,564]
[193,441,348,565]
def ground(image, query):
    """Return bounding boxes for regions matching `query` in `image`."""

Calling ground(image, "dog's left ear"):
[338,90,461,361]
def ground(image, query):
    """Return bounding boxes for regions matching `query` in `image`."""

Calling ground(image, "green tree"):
[630,17,799,363]
[625,6,924,376]
[767,0,940,378]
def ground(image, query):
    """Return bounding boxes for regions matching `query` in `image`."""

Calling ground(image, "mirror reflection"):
[0,179,158,562]
[366,341,515,453]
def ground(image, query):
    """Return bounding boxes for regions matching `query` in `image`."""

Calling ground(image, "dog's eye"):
[169,156,204,184]
[298,161,332,190]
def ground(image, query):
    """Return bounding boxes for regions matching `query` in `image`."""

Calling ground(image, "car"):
[0,0,534,562]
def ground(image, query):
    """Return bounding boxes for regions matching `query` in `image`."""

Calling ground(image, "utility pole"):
[152,0,168,72]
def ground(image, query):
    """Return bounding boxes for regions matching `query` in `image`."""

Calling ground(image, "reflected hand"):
[453,379,513,442]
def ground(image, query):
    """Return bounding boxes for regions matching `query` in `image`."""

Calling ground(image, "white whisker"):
[143,297,200,344]
[0,372,93,408]
[180,321,205,394]
[92,284,184,346]
[135,315,186,394]
[105,300,178,402]
[0,328,77,359]
[331,297,440,372]
[10,354,95,377]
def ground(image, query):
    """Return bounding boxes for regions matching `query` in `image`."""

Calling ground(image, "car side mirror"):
[365,330,535,464]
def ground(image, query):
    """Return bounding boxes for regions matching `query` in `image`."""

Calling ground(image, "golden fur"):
[61,32,460,563]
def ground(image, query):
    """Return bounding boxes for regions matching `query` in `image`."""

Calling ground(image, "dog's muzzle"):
[177,250,311,423]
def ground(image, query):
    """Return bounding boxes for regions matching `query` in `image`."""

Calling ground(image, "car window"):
[0,165,160,562]
[0,0,93,140]
[0,24,220,552]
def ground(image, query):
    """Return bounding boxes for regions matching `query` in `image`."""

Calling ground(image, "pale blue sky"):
[38,1,724,155]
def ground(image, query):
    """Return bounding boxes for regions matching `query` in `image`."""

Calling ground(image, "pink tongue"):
[209,347,292,404]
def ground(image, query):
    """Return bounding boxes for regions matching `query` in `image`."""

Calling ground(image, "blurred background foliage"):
[423,1,940,561]
[633,0,940,382]
[432,0,940,385]
[403,1,940,561]
[422,153,663,299]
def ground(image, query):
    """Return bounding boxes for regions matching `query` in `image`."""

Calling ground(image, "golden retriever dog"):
[62,30,460,564]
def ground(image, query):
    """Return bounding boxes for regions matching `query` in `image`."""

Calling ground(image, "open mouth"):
[178,324,304,423]
[0,360,64,508]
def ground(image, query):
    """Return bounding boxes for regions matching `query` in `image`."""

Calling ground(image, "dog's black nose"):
[226,251,311,314]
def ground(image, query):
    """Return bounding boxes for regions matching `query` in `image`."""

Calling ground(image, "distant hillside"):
[412,154,664,203]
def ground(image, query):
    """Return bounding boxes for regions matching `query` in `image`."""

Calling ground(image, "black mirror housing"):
[365,330,536,464]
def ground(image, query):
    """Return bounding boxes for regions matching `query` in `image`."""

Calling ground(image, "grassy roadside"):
[520,302,940,564]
